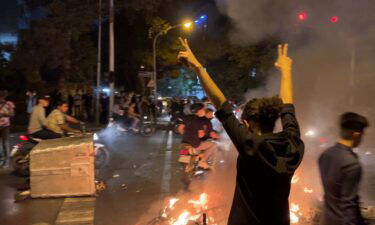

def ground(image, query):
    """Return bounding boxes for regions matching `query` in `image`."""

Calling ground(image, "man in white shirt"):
[28,96,61,139]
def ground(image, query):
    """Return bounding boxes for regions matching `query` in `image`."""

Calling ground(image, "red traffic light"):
[298,12,308,21]
[330,16,339,23]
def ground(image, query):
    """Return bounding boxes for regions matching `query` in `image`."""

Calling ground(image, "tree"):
[11,0,98,89]
[11,0,278,100]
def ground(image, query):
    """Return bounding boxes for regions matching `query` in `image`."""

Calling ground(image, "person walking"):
[319,112,369,225]
[0,90,15,168]
[26,90,37,115]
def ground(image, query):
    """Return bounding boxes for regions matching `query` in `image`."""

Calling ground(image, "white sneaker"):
[198,161,209,170]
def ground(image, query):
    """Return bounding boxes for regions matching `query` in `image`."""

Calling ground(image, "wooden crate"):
[30,135,96,198]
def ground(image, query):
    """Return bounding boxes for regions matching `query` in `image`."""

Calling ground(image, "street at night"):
[1,0,375,225]
[0,127,237,225]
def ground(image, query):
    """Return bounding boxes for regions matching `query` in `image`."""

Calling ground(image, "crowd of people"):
[177,38,369,225]
[0,38,371,225]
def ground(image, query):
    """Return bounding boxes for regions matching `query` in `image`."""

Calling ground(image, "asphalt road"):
[0,129,236,225]
[0,128,374,225]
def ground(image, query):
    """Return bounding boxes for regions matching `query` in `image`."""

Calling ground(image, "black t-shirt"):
[215,102,304,225]
[181,114,205,148]
[318,143,365,225]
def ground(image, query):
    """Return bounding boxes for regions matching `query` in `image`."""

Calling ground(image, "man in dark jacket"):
[319,112,369,225]
[178,39,304,225]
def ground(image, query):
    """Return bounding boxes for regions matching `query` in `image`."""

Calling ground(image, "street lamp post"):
[152,23,192,97]
[95,0,102,125]
[108,0,115,118]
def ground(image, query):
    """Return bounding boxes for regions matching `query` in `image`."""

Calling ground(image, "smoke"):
[135,138,238,225]
[216,0,375,209]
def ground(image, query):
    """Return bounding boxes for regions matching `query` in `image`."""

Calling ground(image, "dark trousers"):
[0,126,10,160]
[31,129,62,140]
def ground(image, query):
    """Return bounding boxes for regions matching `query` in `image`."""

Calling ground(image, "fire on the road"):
[153,193,218,225]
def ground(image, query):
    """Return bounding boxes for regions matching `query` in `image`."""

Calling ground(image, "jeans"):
[31,129,62,140]
[0,126,10,161]
[195,140,218,168]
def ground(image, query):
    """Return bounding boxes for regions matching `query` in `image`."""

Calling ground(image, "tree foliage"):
[10,0,278,101]
[12,0,98,87]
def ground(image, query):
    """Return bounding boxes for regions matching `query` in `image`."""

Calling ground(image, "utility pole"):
[108,0,115,118]
[95,0,102,125]
[349,46,356,106]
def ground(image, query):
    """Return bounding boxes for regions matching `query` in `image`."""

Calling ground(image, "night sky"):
[0,0,19,33]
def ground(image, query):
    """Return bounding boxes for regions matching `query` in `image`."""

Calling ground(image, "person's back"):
[215,100,304,225]
[181,114,204,148]
[318,112,368,225]
[28,96,62,139]
[140,97,150,117]
[177,41,304,224]
[28,104,46,134]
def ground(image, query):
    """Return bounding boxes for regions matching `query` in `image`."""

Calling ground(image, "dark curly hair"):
[190,103,205,113]
[241,96,283,133]
[339,112,369,139]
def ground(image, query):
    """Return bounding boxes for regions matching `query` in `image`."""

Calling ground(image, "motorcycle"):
[140,114,155,136]
[178,144,207,190]
[11,128,110,177]
[170,113,184,134]
[10,135,40,176]
[107,114,155,137]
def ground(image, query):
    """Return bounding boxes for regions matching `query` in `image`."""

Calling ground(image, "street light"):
[152,21,194,97]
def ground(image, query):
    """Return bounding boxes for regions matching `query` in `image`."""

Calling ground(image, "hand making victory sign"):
[178,38,202,70]
[177,37,227,109]
[177,39,304,225]
[275,44,294,104]
[275,44,292,71]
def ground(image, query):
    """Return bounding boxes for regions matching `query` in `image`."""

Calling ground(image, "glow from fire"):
[290,203,300,224]
[172,211,190,225]
[303,187,313,193]
[188,193,208,210]
[169,198,179,209]
[292,174,300,184]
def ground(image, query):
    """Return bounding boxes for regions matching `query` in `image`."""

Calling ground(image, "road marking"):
[161,131,173,194]
[166,130,173,150]
[55,197,96,225]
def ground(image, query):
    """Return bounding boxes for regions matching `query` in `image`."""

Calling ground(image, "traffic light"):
[297,12,308,21]
[330,16,339,23]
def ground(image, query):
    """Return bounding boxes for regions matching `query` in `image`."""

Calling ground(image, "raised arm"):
[177,38,226,109]
[275,44,293,104]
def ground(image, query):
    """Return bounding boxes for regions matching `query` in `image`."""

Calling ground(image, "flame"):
[290,203,300,224]
[291,174,300,184]
[303,187,313,193]
[290,203,300,212]
[188,193,208,210]
[172,211,190,225]
[169,198,179,209]
[290,212,299,224]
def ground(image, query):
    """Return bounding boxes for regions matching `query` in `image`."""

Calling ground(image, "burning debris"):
[289,172,321,224]
[95,180,107,192]
[147,193,219,225]
[290,203,301,224]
